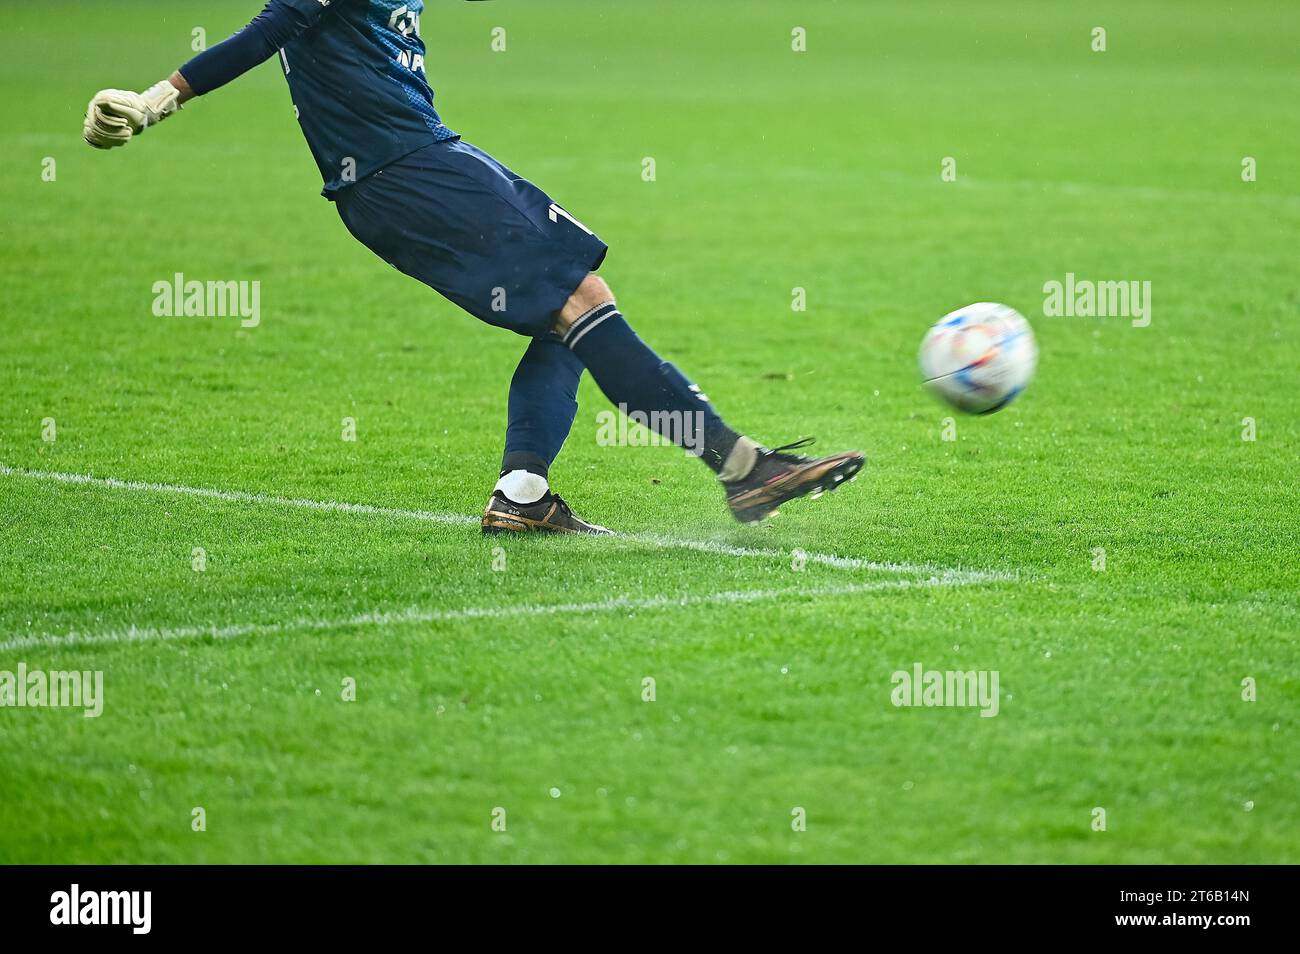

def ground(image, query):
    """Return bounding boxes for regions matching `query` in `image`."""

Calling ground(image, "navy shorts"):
[335,139,608,338]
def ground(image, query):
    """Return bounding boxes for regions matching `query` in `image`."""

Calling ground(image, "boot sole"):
[481,512,611,535]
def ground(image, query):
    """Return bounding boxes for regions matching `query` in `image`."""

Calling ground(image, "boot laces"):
[766,437,816,461]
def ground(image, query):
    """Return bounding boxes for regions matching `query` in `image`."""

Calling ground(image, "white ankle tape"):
[495,470,549,504]
[718,437,760,483]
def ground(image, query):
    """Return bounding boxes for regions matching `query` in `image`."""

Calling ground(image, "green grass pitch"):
[1,0,1297,863]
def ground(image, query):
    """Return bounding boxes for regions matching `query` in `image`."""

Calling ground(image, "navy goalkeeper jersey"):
[277,0,457,195]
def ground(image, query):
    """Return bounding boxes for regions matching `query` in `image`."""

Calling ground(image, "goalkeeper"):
[84,0,864,533]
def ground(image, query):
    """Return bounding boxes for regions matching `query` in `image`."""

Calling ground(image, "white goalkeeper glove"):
[83,81,183,149]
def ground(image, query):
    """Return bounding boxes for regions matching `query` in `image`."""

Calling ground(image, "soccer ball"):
[919,302,1038,414]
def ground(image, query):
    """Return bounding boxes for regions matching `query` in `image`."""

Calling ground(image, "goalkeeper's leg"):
[555,274,865,522]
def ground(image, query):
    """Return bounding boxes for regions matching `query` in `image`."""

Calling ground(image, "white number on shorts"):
[548,202,593,235]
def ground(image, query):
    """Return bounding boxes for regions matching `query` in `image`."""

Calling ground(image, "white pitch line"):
[0,577,963,653]
[0,462,473,526]
[0,463,1014,582]
[618,531,1009,583]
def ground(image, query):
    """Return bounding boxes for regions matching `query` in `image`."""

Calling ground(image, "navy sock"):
[563,304,741,472]
[501,336,586,478]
